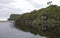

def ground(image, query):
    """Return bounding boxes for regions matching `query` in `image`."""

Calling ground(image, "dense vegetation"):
[8,14,20,21]
[8,5,60,38]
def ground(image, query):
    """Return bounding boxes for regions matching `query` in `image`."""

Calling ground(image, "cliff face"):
[8,14,20,21]
[9,5,60,38]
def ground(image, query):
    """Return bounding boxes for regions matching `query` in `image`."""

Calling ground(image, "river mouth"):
[0,21,46,38]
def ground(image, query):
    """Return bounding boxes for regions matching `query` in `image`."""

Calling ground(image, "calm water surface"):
[0,21,46,38]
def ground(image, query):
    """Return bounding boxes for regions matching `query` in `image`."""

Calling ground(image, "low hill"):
[9,5,60,38]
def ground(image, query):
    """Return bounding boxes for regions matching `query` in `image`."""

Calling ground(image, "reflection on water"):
[0,21,46,38]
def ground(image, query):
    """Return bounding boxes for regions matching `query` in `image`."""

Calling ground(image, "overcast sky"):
[0,0,60,20]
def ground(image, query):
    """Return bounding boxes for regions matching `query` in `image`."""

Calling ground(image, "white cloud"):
[9,0,60,12]
[52,0,60,5]
[27,0,60,9]
[26,0,46,9]
[0,0,14,4]
[0,3,22,19]
[0,0,60,20]
[27,0,58,5]
[9,0,36,12]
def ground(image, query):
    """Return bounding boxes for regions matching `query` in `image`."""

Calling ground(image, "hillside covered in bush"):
[8,5,60,38]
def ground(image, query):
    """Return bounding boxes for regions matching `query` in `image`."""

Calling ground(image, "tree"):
[47,1,52,5]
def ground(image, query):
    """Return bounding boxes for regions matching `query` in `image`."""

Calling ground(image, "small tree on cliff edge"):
[47,1,52,5]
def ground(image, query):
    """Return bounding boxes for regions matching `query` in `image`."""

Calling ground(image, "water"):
[0,21,46,38]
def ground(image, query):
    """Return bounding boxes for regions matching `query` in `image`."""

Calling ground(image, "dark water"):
[0,21,46,38]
